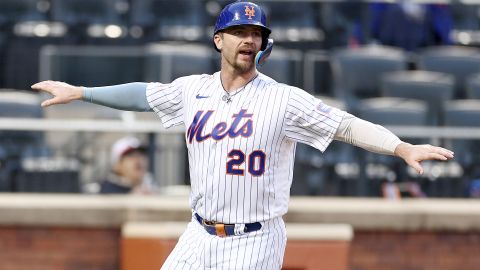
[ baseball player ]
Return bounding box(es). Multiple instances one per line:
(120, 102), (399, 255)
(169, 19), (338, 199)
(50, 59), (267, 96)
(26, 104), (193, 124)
(32, 1), (453, 269)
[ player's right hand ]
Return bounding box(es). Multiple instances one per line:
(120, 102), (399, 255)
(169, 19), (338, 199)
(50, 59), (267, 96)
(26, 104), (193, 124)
(31, 80), (83, 107)
(394, 142), (454, 174)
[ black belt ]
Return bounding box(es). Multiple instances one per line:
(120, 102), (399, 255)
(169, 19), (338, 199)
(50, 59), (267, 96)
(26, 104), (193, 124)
(194, 213), (262, 237)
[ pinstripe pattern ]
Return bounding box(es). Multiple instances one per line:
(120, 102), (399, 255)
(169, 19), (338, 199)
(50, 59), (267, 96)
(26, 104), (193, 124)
(161, 215), (286, 270)
(146, 72), (345, 269)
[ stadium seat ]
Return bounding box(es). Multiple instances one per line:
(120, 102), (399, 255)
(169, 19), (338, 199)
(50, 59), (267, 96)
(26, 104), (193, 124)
(330, 45), (408, 110)
(381, 70), (455, 125)
(356, 97), (429, 195)
(450, 3), (480, 31)
(0, 1), (66, 90)
(415, 99), (480, 197)
(4, 36), (72, 90)
(14, 157), (80, 193)
(51, 0), (125, 25)
(358, 97), (429, 126)
(0, 90), (46, 192)
(444, 100), (480, 172)
(257, 47), (303, 88)
(303, 50), (333, 95)
(259, 1), (322, 48)
(0, 90), (44, 154)
(0, 33), (5, 85)
(145, 43), (215, 82)
(39, 45), (145, 86)
(466, 73), (480, 99)
(0, 0), (47, 27)
(50, 0), (129, 44)
(417, 46), (480, 98)
(130, 0), (206, 42)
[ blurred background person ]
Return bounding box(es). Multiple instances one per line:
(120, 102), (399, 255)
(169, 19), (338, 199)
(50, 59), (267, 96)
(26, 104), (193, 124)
(100, 136), (157, 194)
(369, 0), (453, 51)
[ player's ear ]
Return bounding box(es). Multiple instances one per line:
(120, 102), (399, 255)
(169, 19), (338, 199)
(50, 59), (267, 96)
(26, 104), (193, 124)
(214, 33), (223, 51)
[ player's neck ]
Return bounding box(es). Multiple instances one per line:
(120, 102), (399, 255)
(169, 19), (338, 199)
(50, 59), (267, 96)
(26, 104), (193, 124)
(220, 68), (257, 93)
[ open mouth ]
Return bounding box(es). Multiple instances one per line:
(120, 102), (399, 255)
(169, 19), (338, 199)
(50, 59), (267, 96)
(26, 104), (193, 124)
(239, 50), (254, 56)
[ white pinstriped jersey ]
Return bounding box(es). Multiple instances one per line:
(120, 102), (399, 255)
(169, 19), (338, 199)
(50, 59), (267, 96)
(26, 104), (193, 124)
(146, 72), (345, 224)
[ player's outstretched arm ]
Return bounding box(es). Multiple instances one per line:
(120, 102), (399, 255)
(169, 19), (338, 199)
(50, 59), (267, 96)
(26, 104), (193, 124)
(334, 113), (454, 175)
(31, 81), (83, 107)
(32, 81), (152, 112)
(394, 143), (454, 175)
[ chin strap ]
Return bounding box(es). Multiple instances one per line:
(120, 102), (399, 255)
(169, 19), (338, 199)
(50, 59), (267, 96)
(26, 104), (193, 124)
(255, 39), (274, 68)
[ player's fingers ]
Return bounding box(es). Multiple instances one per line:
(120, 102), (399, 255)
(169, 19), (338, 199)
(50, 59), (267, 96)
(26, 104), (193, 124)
(40, 99), (52, 107)
(418, 145), (454, 160)
(432, 147), (454, 159)
(424, 152), (449, 161)
(41, 97), (62, 107)
(408, 160), (424, 175)
(31, 81), (54, 93)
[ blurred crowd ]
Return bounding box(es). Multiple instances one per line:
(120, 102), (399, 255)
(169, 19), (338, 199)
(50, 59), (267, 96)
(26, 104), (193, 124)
(0, 0), (480, 198)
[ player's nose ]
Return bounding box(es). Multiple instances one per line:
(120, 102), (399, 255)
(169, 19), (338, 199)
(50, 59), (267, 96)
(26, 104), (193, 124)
(243, 32), (256, 43)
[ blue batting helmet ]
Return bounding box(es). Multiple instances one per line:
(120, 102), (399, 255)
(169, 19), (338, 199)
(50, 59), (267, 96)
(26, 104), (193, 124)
(213, 1), (271, 52)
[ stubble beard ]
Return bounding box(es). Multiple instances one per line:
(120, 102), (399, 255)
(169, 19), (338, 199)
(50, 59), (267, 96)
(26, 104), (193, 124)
(223, 52), (255, 74)
(234, 60), (254, 74)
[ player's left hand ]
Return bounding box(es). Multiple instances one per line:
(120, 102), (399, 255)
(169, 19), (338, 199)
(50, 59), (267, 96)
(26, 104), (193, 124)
(394, 143), (454, 174)
(31, 80), (83, 107)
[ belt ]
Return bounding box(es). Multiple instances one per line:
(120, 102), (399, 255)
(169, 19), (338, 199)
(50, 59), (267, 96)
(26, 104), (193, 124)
(194, 213), (262, 237)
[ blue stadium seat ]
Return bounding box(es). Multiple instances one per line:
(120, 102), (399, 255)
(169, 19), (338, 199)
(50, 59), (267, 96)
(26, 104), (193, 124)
(331, 45), (408, 110)
(418, 46), (480, 98)
(381, 70), (455, 125)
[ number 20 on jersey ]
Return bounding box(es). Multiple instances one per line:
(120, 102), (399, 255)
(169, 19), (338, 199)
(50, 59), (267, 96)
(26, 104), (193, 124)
(227, 149), (266, 176)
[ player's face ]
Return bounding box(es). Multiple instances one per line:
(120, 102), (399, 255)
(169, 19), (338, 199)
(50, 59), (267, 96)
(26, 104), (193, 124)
(215, 25), (262, 73)
(115, 151), (148, 186)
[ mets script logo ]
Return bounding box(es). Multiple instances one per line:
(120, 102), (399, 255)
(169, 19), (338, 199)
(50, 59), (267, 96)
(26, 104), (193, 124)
(187, 109), (253, 143)
(245, 5), (255, 19)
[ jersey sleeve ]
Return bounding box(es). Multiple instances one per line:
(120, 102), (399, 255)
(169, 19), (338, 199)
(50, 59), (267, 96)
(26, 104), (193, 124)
(284, 87), (346, 152)
(145, 77), (188, 128)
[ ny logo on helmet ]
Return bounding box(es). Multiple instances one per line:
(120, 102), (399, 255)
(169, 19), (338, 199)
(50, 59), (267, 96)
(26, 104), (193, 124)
(244, 5), (255, 19)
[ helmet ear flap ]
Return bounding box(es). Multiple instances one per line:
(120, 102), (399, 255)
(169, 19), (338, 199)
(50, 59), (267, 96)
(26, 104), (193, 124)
(261, 30), (268, 50)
